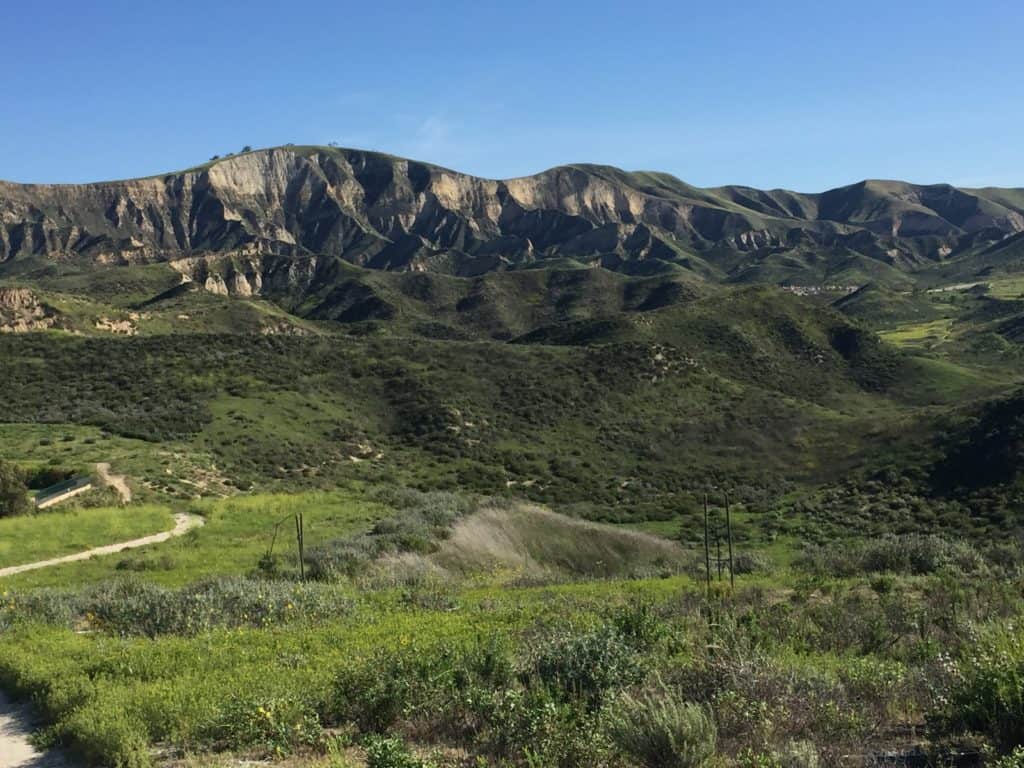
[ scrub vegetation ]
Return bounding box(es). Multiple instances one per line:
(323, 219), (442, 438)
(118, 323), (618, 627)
(1, 247), (1023, 766)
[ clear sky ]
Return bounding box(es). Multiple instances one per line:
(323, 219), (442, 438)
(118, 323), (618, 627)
(4, 0), (1022, 190)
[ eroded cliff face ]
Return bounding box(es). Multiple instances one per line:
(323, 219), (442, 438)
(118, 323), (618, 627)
(2, 147), (1022, 290)
(0, 288), (61, 332)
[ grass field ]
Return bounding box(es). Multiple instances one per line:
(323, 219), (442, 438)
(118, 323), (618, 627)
(878, 317), (955, 349)
(988, 275), (1024, 300)
(0, 491), (392, 589)
(889, 355), (1010, 404)
(0, 505), (172, 568)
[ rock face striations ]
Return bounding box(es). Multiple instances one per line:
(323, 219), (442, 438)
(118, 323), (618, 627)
(2, 146), (1022, 290)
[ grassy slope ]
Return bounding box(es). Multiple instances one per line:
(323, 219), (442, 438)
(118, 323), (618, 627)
(422, 505), (687, 580)
(0, 327), (883, 514)
(833, 283), (945, 327)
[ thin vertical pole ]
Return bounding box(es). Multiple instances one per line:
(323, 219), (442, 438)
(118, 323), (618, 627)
(703, 494), (711, 593)
(295, 513), (305, 581)
(716, 532), (722, 579)
(725, 492), (735, 590)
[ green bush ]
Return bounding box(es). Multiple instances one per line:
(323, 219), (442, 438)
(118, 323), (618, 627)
(993, 747), (1024, 768)
(525, 624), (645, 706)
(363, 734), (437, 768)
(57, 700), (151, 768)
(1, 577), (354, 636)
(0, 459), (30, 518)
(212, 693), (322, 756)
(606, 682), (716, 768)
(736, 750), (782, 768)
(796, 534), (985, 577)
(609, 603), (667, 648)
(775, 740), (820, 768)
(931, 622), (1024, 750)
(331, 636), (513, 735)
(306, 489), (474, 580)
(332, 646), (442, 732)
(732, 552), (774, 575)
(478, 687), (615, 767)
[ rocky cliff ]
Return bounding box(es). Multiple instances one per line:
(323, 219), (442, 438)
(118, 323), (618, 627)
(2, 146), (1022, 287)
(0, 288), (61, 332)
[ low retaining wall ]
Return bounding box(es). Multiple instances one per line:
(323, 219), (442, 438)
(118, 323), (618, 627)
(34, 477), (93, 510)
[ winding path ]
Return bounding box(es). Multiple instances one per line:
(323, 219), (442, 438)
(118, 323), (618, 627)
(0, 514), (204, 763)
(0, 513), (204, 579)
(0, 473), (198, 765)
(0, 691), (70, 768)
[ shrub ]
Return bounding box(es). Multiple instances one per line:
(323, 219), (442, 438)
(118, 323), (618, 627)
(993, 747), (1024, 768)
(930, 622), (1024, 751)
(0, 459), (30, 518)
(332, 644), (445, 732)
(668, 619), (877, 758)
(363, 734), (437, 768)
(212, 693), (322, 756)
(87, 578), (355, 636)
(606, 682), (716, 768)
(398, 582), (459, 612)
(1, 577), (354, 636)
(609, 602), (667, 649)
(306, 489), (474, 580)
(525, 624), (645, 707)
(331, 635), (516, 736)
(795, 534), (985, 577)
(0, 589), (78, 630)
(736, 750), (782, 768)
(776, 740), (820, 768)
(57, 700), (151, 768)
(478, 687), (615, 767)
(732, 552), (773, 575)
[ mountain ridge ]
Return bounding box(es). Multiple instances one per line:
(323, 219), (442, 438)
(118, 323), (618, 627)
(2, 145), (1022, 286)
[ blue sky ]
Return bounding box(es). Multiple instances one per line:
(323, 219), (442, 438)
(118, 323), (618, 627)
(4, 0), (1022, 190)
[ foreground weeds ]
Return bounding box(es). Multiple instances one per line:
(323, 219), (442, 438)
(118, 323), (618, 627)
(1, 531), (1023, 767)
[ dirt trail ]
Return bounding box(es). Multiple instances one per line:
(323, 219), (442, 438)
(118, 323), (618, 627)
(94, 462), (131, 503)
(0, 691), (70, 767)
(0, 513), (204, 579)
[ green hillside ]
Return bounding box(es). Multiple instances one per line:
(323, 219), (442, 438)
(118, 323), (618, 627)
(3, 155), (1024, 768)
(1, 264), (1021, 547)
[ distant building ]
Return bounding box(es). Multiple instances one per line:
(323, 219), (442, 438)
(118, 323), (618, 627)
(780, 284), (860, 297)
